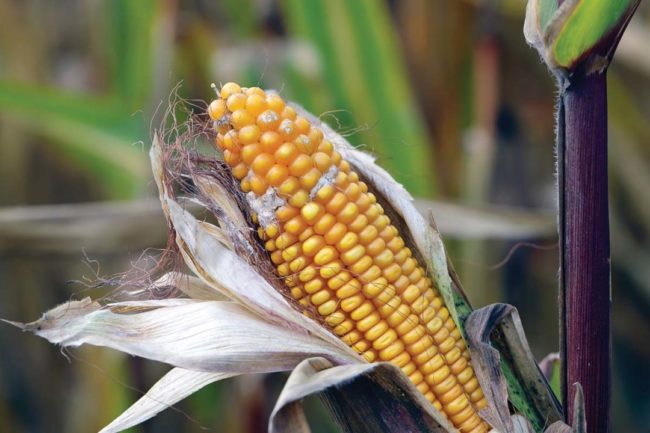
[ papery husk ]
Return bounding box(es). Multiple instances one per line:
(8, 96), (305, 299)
(99, 367), (236, 433)
(464, 304), (563, 432)
(270, 357), (455, 433)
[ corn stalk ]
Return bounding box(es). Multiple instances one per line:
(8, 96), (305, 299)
(524, 1), (641, 431)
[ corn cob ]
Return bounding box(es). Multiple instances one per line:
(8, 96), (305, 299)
(209, 82), (489, 432)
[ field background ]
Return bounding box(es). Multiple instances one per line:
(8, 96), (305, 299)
(0, 1), (648, 432)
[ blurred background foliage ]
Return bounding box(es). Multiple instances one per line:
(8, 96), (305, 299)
(0, 0), (648, 432)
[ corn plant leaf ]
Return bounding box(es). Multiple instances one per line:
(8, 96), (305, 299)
(550, 0), (639, 70)
(524, 0), (641, 73)
(281, 0), (435, 197)
(105, 0), (156, 109)
(0, 82), (147, 198)
(465, 304), (563, 433)
(9, 298), (359, 372)
(99, 367), (236, 433)
(270, 357), (455, 433)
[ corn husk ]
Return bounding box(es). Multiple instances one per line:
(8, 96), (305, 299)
(4, 98), (565, 433)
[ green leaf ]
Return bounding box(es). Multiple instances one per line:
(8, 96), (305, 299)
(0, 82), (148, 198)
(551, 0), (636, 68)
(105, 0), (156, 110)
(281, 0), (436, 197)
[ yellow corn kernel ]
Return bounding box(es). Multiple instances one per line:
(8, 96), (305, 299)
(210, 84), (489, 433)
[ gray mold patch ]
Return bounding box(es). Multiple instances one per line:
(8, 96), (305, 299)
(309, 165), (338, 200)
(246, 188), (286, 228)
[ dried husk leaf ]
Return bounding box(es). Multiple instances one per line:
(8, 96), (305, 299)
(151, 135), (362, 360)
(99, 368), (236, 433)
(270, 357), (455, 433)
(12, 298), (359, 372)
(465, 304), (562, 432)
(146, 271), (229, 301)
